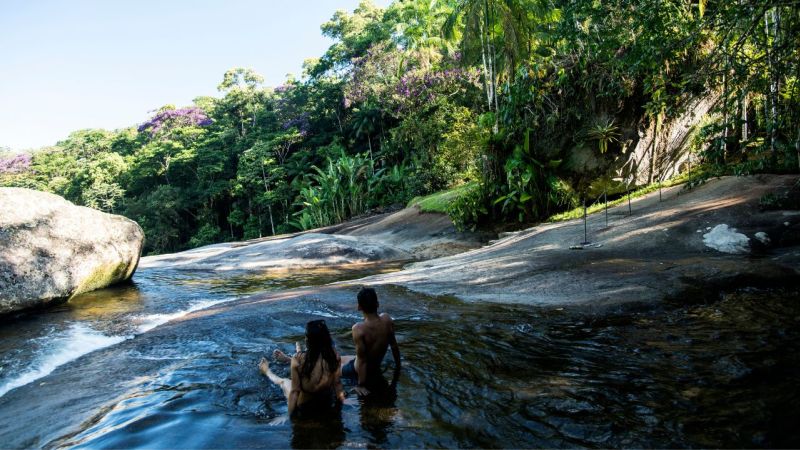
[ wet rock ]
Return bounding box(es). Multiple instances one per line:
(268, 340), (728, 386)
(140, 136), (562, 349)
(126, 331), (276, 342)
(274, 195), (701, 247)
(754, 231), (771, 245)
(712, 356), (752, 382)
(0, 188), (143, 315)
(547, 397), (603, 415)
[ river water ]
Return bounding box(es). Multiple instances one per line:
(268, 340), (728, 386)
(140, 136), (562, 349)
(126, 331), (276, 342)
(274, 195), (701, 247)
(1, 265), (799, 448)
(0, 264), (404, 399)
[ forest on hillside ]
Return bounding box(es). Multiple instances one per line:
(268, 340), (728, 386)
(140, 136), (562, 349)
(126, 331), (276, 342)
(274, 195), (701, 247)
(1, 0), (798, 255)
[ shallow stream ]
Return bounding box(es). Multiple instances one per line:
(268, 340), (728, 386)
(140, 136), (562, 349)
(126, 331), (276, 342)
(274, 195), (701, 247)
(0, 263), (404, 398)
(1, 265), (798, 448)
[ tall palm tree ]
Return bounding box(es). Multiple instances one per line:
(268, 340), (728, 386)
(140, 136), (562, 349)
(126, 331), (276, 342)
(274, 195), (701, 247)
(391, 0), (452, 52)
(443, 0), (545, 122)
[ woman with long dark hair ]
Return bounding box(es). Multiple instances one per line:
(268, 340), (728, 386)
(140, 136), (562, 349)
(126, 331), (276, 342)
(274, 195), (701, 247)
(259, 319), (345, 415)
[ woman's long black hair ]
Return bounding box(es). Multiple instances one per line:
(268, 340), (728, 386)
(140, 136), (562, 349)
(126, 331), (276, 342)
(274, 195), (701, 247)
(301, 320), (339, 379)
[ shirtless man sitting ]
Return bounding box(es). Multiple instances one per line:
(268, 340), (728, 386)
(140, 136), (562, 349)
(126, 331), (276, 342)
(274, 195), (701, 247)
(340, 287), (401, 396)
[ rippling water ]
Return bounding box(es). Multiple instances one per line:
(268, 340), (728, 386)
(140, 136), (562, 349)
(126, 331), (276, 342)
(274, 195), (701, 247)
(1, 266), (799, 448)
(0, 263), (405, 399)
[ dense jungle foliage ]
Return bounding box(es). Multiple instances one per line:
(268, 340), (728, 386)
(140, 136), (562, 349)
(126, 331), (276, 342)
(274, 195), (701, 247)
(2, 0), (799, 254)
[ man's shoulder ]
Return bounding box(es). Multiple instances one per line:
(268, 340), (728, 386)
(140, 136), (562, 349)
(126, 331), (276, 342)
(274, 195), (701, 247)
(379, 313), (393, 322)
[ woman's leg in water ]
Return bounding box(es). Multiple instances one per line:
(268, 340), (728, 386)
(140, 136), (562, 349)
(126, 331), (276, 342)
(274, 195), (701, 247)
(259, 357), (291, 399)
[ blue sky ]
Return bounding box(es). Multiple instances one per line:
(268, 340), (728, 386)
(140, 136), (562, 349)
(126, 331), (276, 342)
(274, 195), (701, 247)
(0, 0), (390, 151)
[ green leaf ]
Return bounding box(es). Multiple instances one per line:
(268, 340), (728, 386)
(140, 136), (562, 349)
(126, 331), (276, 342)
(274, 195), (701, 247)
(524, 129), (530, 155)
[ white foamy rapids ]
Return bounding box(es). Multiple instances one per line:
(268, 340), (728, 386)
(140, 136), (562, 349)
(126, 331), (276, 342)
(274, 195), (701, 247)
(0, 324), (129, 398)
(134, 298), (233, 333)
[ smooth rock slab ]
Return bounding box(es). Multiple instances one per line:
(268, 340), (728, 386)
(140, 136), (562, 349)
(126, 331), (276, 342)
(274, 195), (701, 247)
(140, 232), (411, 271)
(0, 188), (144, 314)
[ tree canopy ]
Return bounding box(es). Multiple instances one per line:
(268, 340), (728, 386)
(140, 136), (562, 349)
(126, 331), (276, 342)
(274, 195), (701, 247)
(3, 0), (798, 253)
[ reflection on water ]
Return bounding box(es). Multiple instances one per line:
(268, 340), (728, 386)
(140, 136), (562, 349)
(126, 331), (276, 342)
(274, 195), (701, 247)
(291, 407), (347, 449)
(52, 286), (800, 448)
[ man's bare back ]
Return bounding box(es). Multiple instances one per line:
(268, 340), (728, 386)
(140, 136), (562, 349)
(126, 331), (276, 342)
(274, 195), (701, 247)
(340, 288), (401, 395)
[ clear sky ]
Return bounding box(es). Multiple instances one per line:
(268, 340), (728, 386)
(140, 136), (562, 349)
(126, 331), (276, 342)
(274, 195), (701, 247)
(0, 0), (390, 151)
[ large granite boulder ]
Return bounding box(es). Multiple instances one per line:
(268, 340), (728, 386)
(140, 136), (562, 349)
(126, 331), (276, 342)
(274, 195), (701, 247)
(0, 188), (144, 315)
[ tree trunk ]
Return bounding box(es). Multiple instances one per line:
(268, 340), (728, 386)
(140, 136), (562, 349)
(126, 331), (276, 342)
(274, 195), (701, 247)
(485, 0), (499, 132)
(367, 135), (374, 171)
(765, 8), (779, 162)
(741, 88), (748, 143)
(721, 57), (729, 163)
(335, 109), (344, 135)
(648, 113), (660, 184)
(478, 12), (493, 113)
(229, 207), (234, 238)
(260, 164), (276, 236)
(268, 205), (275, 236)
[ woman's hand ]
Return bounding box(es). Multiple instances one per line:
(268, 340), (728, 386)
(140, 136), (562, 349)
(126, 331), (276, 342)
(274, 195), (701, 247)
(273, 349), (292, 363)
(353, 385), (371, 397)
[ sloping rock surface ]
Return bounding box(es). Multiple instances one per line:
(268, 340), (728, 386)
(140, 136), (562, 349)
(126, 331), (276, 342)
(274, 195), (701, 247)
(342, 207), (488, 259)
(0, 188), (144, 314)
(358, 175), (800, 306)
(140, 233), (413, 271)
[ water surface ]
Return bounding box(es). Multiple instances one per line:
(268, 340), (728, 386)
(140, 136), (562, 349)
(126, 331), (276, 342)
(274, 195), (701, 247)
(59, 289), (800, 447)
(0, 263), (405, 398)
(1, 266), (798, 448)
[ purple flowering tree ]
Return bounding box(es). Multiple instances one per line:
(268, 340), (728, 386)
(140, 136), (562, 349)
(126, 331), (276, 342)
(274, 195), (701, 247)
(343, 43), (403, 108)
(343, 43), (480, 115)
(394, 67), (480, 112)
(138, 106), (213, 137)
(137, 106), (213, 185)
(0, 153), (32, 175)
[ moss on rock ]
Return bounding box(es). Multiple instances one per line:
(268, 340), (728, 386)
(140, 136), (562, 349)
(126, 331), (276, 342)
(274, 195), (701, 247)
(70, 261), (133, 299)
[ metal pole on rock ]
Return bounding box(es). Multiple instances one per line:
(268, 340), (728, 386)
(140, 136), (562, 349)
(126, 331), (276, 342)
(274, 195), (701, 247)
(583, 198), (588, 244)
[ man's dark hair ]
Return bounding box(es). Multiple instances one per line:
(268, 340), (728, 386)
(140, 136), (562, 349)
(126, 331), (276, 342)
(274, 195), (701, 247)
(357, 287), (379, 313)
